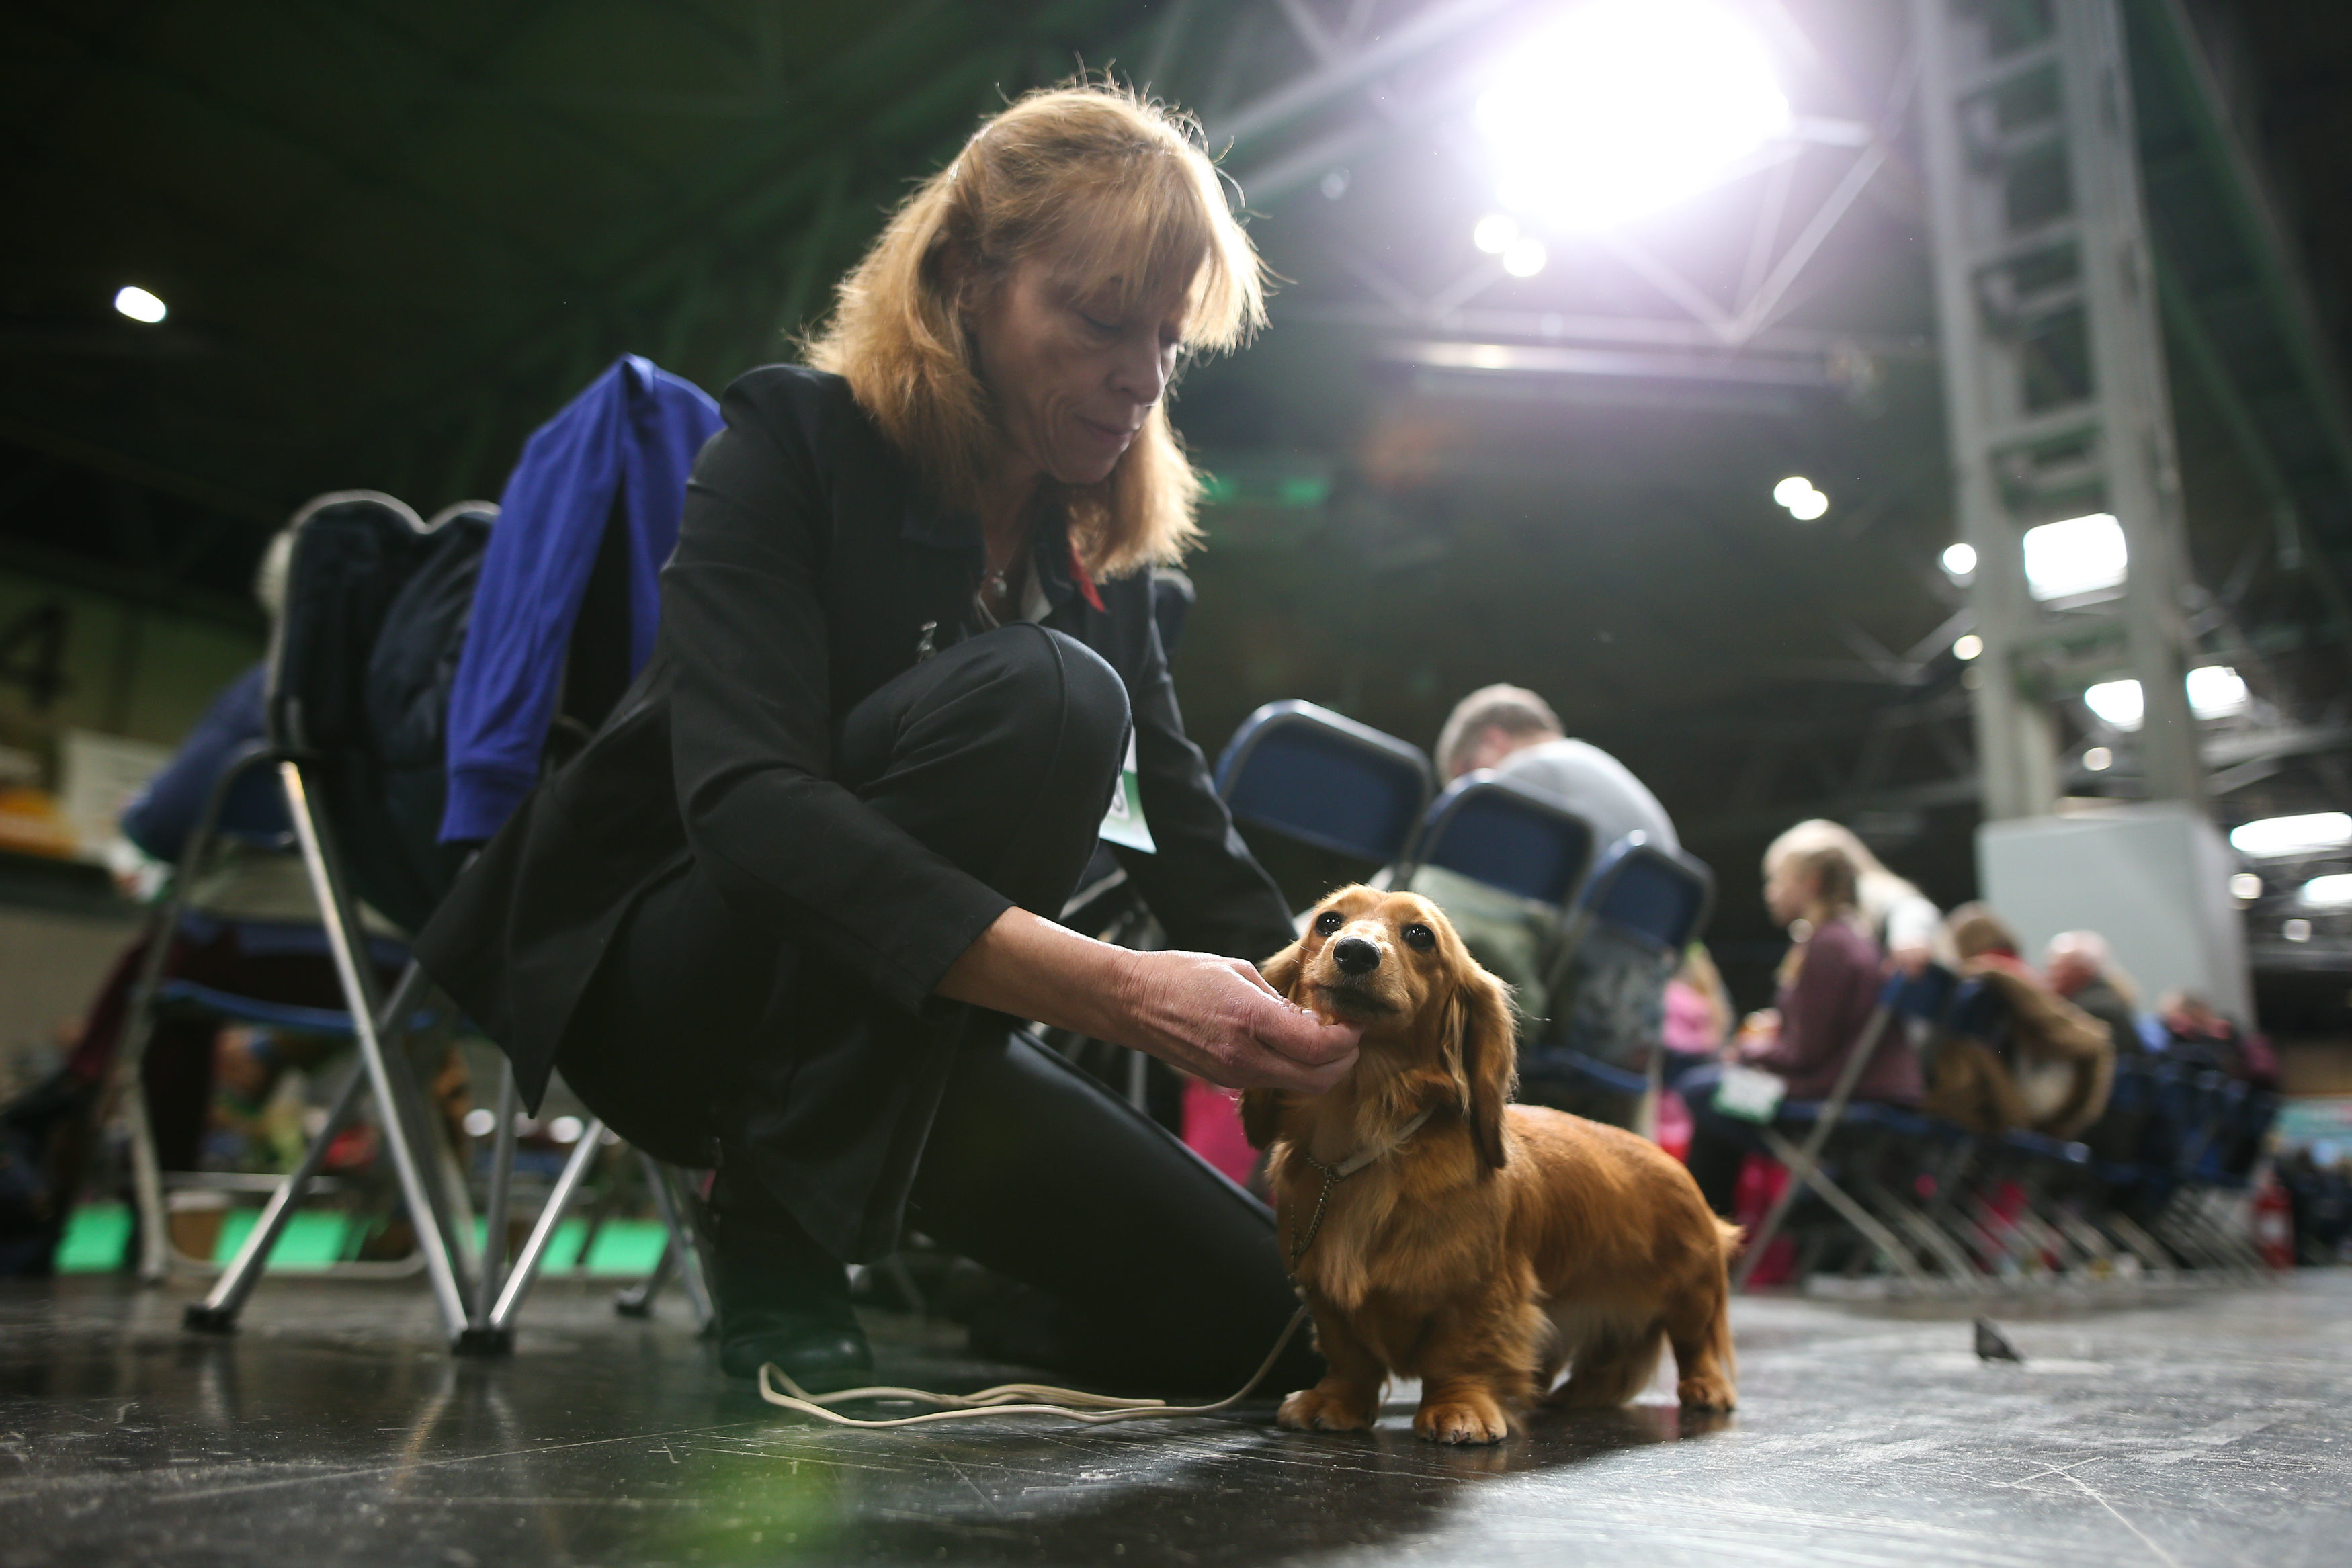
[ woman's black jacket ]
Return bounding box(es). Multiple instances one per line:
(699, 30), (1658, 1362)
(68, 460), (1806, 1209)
(415, 365), (1295, 1135)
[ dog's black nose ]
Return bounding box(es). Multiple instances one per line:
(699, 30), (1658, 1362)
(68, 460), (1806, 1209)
(1332, 936), (1380, 975)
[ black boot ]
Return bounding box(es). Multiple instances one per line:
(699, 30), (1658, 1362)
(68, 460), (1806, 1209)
(712, 1166), (873, 1389)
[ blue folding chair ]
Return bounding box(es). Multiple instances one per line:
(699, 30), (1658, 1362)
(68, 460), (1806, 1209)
(1213, 699), (1435, 867)
(1531, 832), (1716, 1123)
(1568, 832), (1716, 959)
(1397, 769), (1597, 906)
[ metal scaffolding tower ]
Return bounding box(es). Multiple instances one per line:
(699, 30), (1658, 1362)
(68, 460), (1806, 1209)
(1912, 0), (2205, 822)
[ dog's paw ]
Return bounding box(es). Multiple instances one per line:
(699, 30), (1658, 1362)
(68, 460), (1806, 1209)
(1277, 1386), (1375, 1432)
(1676, 1374), (1737, 1413)
(1413, 1394), (1511, 1445)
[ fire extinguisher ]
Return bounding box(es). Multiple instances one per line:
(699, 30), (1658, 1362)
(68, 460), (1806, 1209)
(2254, 1168), (2296, 1270)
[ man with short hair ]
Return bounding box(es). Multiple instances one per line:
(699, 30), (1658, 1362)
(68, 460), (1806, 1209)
(1433, 684), (1678, 856)
(2044, 930), (2143, 1061)
(1409, 685), (1682, 1128)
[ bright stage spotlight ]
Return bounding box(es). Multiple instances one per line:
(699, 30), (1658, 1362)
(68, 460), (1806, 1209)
(1477, 0), (1791, 232)
(1473, 213), (1519, 254)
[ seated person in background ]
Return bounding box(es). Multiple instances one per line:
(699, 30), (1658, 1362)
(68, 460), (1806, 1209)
(1662, 944), (1732, 1080)
(2046, 930), (2154, 1164)
(1654, 945), (1731, 1159)
(2158, 990), (2277, 1088)
(1680, 843), (1919, 1218)
(2044, 930), (2144, 1061)
(1408, 683), (1680, 1128)
(1922, 904), (2111, 1139)
(1763, 820), (1943, 975)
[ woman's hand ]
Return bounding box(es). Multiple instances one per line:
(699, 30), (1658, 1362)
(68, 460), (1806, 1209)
(1732, 1008), (1781, 1061)
(1113, 948), (1361, 1093)
(937, 908), (1360, 1094)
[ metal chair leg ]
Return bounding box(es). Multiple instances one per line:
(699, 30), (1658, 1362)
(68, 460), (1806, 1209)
(185, 1061), (370, 1332)
(1759, 1129), (1935, 1291)
(613, 1239), (675, 1318)
(635, 1155), (715, 1332)
(474, 1062), (521, 1325)
(107, 744), (282, 1283)
(1858, 1176), (1984, 1287)
(1734, 1004), (1894, 1291)
(282, 762), (471, 1340)
(486, 1119), (606, 1336)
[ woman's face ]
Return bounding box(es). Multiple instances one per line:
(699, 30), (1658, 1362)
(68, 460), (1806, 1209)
(1763, 859), (1814, 927)
(965, 251), (1190, 486)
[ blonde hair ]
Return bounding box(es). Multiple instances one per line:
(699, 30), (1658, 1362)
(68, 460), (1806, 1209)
(1765, 818), (1928, 932)
(805, 82), (1265, 578)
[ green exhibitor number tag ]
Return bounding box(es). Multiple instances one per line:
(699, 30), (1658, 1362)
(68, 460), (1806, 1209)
(1098, 732), (1155, 853)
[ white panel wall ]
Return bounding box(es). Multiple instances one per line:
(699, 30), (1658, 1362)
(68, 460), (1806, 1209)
(1978, 803), (2251, 1023)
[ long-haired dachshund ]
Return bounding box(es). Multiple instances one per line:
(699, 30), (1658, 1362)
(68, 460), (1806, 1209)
(1246, 885), (1739, 1444)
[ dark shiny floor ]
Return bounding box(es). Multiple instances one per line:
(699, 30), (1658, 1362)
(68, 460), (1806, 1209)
(3, 1272), (2349, 1567)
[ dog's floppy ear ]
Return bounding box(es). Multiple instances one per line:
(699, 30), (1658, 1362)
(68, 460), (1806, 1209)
(1259, 937), (1305, 1001)
(1241, 1088), (1284, 1150)
(1451, 966), (1518, 1172)
(1243, 937), (1309, 1149)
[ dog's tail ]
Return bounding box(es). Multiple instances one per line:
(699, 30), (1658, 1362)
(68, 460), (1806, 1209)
(1711, 1219), (1743, 1379)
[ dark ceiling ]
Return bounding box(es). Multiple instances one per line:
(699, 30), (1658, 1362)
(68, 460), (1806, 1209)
(6, 0), (2351, 988)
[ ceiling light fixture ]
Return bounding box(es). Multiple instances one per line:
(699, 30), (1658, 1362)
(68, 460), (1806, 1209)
(2300, 875), (2352, 910)
(114, 285), (167, 324)
(2083, 679), (2144, 730)
(1773, 476), (1827, 521)
(2022, 513), (2127, 601)
(2185, 665), (2249, 720)
(1941, 542), (1977, 578)
(1501, 236), (1549, 277)
(1476, 0), (1790, 233)
(1953, 634), (1984, 661)
(2230, 812), (2352, 859)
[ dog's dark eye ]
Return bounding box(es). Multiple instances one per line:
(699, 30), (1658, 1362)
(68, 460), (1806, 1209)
(1314, 910), (1345, 936)
(1401, 923), (1435, 951)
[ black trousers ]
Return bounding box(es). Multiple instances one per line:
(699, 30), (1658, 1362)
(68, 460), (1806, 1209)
(560, 625), (1316, 1391)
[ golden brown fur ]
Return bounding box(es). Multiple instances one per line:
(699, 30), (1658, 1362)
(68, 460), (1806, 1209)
(1245, 886), (1738, 1444)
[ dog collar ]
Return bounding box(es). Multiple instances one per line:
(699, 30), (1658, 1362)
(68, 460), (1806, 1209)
(1308, 1106), (1439, 1182)
(1287, 1106), (1439, 1269)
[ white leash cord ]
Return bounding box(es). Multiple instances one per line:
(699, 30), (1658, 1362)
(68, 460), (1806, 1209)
(756, 1303), (1311, 1428)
